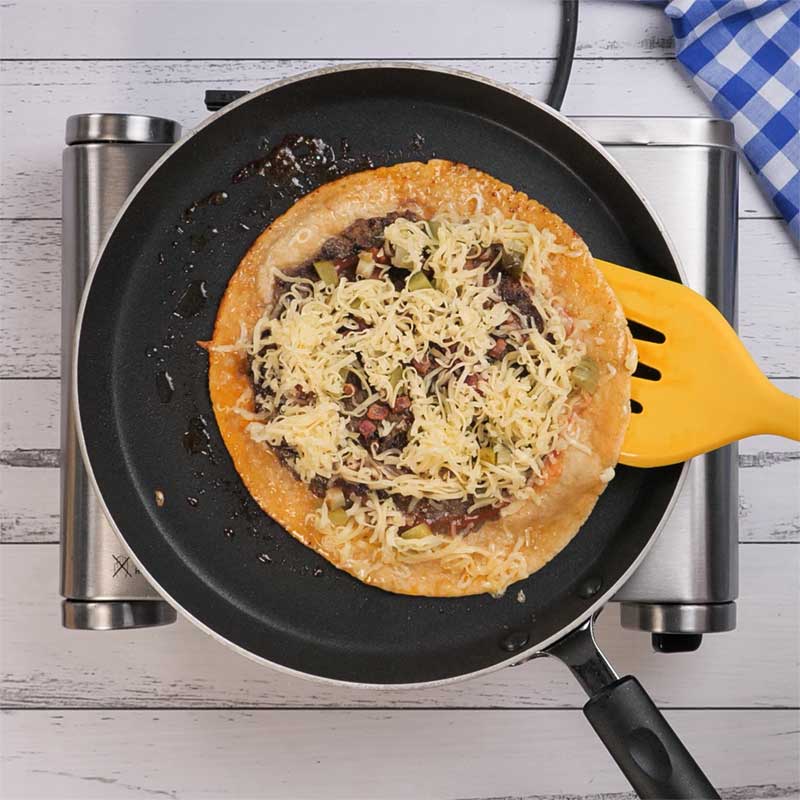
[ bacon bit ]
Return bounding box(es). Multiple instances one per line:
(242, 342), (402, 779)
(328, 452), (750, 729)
(504, 314), (522, 329)
(367, 402), (389, 421)
(411, 357), (432, 376)
(342, 383), (356, 398)
(334, 255), (358, 271)
(358, 419), (377, 438)
(393, 395), (412, 413)
(465, 373), (484, 395)
(294, 384), (315, 404)
(488, 338), (507, 359)
(372, 246), (391, 265)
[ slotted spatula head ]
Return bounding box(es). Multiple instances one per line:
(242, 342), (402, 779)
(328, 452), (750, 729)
(594, 259), (800, 468)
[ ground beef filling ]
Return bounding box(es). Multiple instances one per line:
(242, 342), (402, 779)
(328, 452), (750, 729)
(251, 212), (547, 536)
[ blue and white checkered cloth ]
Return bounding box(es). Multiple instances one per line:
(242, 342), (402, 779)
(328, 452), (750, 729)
(664, 0), (799, 240)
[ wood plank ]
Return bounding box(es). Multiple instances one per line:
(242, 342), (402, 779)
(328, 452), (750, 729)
(740, 160), (778, 219)
(0, 220), (61, 379)
(0, 467), (59, 543)
(1, 708), (797, 799)
(1, 57), (749, 221)
(736, 382), (800, 542)
(1, 377), (797, 543)
(738, 377), (800, 542)
(739, 219), (800, 379)
(0, 0), (676, 60)
(3, 218), (795, 379)
(0, 378), (59, 451)
(2, 543), (797, 709)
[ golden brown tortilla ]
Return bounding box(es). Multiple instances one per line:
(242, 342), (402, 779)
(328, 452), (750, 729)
(207, 160), (634, 596)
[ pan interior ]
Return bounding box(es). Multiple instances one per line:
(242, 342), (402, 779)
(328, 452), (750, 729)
(78, 67), (681, 684)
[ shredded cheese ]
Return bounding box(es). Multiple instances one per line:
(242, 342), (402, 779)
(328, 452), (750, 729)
(245, 212), (589, 592)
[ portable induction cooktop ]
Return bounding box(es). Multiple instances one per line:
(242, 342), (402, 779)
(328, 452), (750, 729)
(60, 102), (739, 654)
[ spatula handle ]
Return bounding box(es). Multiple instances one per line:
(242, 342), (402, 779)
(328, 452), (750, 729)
(757, 383), (800, 440)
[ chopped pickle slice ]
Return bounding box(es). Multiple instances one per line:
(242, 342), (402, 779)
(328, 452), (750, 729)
(325, 487), (346, 511)
(328, 508), (349, 527)
(389, 365), (404, 389)
(479, 447), (496, 465)
(313, 260), (338, 286)
(501, 250), (524, 280)
(401, 523), (433, 539)
(573, 356), (600, 393)
(392, 245), (415, 270)
(408, 271), (434, 292)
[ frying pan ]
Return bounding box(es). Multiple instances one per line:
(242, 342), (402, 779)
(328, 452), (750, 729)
(75, 64), (718, 798)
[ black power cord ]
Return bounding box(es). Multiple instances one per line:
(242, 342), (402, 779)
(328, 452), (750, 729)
(546, 0), (579, 111)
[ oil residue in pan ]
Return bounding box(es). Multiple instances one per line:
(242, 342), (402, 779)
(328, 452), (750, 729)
(176, 406), (285, 562)
(183, 414), (211, 456)
(230, 131), (428, 200)
(173, 279), (208, 318)
(155, 370), (174, 403)
(182, 189), (229, 223)
(232, 134), (341, 185)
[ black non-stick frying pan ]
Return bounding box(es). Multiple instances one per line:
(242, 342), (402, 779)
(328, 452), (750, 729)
(76, 64), (718, 798)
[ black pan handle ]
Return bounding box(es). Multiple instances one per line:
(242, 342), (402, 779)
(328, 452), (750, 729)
(584, 675), (718, 799)
(547, 618), (719, 799)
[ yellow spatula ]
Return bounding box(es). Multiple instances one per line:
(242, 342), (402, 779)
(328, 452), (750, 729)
(595, 259), (800, 468)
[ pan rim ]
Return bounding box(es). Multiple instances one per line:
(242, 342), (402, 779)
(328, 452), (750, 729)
(74, 60), (689, 688)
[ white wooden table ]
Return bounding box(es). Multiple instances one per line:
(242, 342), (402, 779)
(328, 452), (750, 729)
(1, 2), (799, 798)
